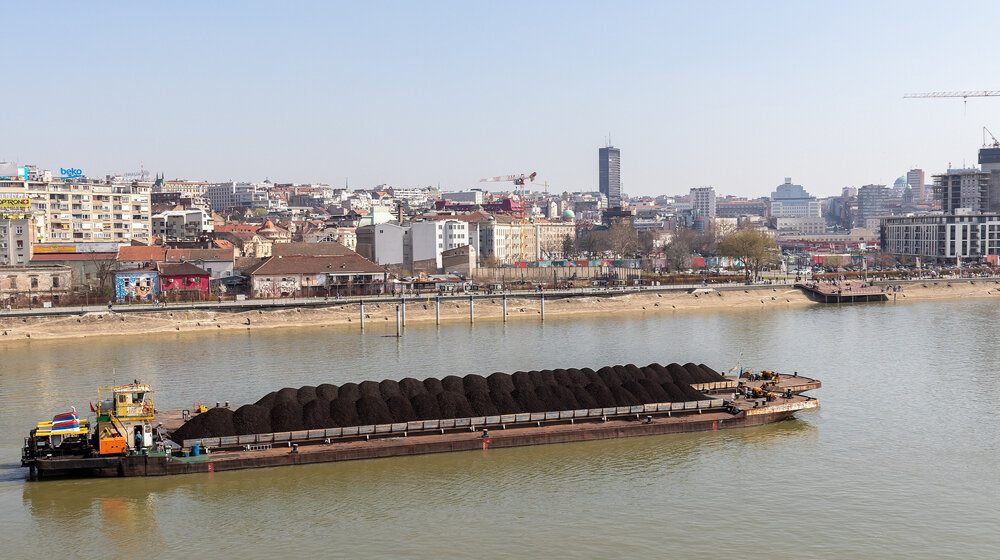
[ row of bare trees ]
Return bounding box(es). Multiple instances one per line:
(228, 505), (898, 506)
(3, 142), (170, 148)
(550, 220), (784, 281)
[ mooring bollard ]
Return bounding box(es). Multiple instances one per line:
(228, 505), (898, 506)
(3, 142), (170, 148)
(469, 294), (474, 324)
(502, 294), (507, 322)
(360, 300), (365, 331)
(396, 305), (401, 337)
(540, 293), (545, 321)
(400, 298), (406, 327)
(435, 296), (440, 325)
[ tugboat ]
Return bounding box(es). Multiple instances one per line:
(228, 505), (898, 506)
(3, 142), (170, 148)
(22, 382), (155, 478)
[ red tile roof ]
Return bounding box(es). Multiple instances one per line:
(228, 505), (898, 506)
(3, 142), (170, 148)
(117, 246), (167, 262)
(252, 255), (386, 276)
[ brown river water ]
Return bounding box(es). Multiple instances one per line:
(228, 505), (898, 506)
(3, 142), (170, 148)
(1, 301), (998, 559)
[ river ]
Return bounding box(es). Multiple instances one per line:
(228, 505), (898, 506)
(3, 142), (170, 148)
(1, 301), (998, 559)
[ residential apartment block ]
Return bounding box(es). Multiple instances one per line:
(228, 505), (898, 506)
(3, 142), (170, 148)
(882, 213), (1000, 263)
(0, 178), (152, 244)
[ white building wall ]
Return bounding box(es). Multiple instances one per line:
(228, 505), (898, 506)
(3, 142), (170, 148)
(372, 223), (408, 265)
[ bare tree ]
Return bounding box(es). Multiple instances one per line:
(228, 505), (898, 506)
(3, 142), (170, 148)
(92, 258), (119, 297)
(578, 230), (605, 257)
(718, 230), (779, 283)
(606, 221), (639, 257)
(638, 230), (657, 254)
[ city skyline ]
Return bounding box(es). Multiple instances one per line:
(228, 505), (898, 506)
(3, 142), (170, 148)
(4, 2), (1000, 197)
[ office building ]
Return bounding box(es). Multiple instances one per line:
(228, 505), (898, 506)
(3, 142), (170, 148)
(906, 169), (925, 201)
(599, 146), (621, 208)
(769, 178), (821, 218)
(442, 190), (485, 205)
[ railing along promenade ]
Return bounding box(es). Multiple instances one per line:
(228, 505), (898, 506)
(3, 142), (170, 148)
(0, 273), (991, 319)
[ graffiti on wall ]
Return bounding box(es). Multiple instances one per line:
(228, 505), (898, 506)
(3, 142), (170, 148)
(115, 272), (159, 301)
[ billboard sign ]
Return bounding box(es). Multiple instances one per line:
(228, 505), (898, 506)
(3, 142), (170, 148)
(0, 197), (30, 209)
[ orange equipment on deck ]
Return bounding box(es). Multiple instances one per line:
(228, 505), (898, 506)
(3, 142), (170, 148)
(99, 436), (127, 455)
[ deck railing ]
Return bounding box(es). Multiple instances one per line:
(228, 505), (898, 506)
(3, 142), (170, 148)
(181, 398), (726, 450)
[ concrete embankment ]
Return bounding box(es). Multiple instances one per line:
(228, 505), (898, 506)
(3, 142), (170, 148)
(0, 279), (995, 342)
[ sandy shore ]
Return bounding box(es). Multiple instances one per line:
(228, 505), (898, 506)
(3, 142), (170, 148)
(1, 280), (996, 342)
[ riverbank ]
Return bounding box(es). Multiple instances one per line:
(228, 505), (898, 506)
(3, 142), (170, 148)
(1, 280), (996, 342)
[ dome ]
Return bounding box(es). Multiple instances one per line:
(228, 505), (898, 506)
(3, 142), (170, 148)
(894, 176), (908, 188)
(562, 208), (576, 218)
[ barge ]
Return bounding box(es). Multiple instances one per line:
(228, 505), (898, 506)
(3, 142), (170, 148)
(22, 367), (820, 479)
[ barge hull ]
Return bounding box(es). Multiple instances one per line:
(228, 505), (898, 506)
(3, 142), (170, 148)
(33, 400), (816, 478)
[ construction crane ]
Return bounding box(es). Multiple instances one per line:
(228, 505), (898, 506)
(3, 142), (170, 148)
(479, 172), (537, 263)
(480, 172), (537, 186)
(904, 91), (1000, 112)
(904, 91), (1000, 99)
(984, 127), (1000, 148)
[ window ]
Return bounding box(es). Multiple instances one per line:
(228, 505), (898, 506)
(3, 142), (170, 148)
(30, 277), (38, 288)
(15, 226), (23, 235)
(52, 277), (60, 288)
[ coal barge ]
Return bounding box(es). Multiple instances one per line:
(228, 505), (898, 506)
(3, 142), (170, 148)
(22, 363), (820, 479)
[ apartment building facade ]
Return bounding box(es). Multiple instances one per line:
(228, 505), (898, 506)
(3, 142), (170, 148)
(0, 179), (152, 244)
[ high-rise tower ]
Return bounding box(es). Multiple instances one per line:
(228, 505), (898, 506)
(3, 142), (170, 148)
(906, 169), (925, 201)
(599, 145), (621, 208)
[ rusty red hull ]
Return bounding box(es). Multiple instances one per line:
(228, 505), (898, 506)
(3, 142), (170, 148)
(32, 400), (817, 478)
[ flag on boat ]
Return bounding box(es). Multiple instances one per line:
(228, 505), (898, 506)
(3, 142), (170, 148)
(51, 410), (80, 433)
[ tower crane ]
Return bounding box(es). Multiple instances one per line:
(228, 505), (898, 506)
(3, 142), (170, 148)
(904, 90), (1000, 112)
(479, 172), (538, 263)
(984, 127), (1000, 148)
(480, 172), (537, 186)
(904, 91), (1000, 99)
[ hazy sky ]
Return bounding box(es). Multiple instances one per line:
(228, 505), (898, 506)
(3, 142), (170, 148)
(4, 1), (1000, 198)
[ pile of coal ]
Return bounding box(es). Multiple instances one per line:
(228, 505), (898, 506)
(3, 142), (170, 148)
(169, 362), (724, 442)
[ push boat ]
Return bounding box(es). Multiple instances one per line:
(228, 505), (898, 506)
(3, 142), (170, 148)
(22, 370), (820, 480)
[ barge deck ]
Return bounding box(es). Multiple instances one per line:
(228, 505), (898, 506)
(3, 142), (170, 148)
(30, 374), (819, 478)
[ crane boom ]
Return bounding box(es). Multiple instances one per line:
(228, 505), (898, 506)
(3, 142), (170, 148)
(480, 172), (537, 185)
(904, 91), (1000, 99)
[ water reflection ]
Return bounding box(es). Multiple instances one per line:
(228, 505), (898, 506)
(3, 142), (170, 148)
(5, 300), (1000, 559)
